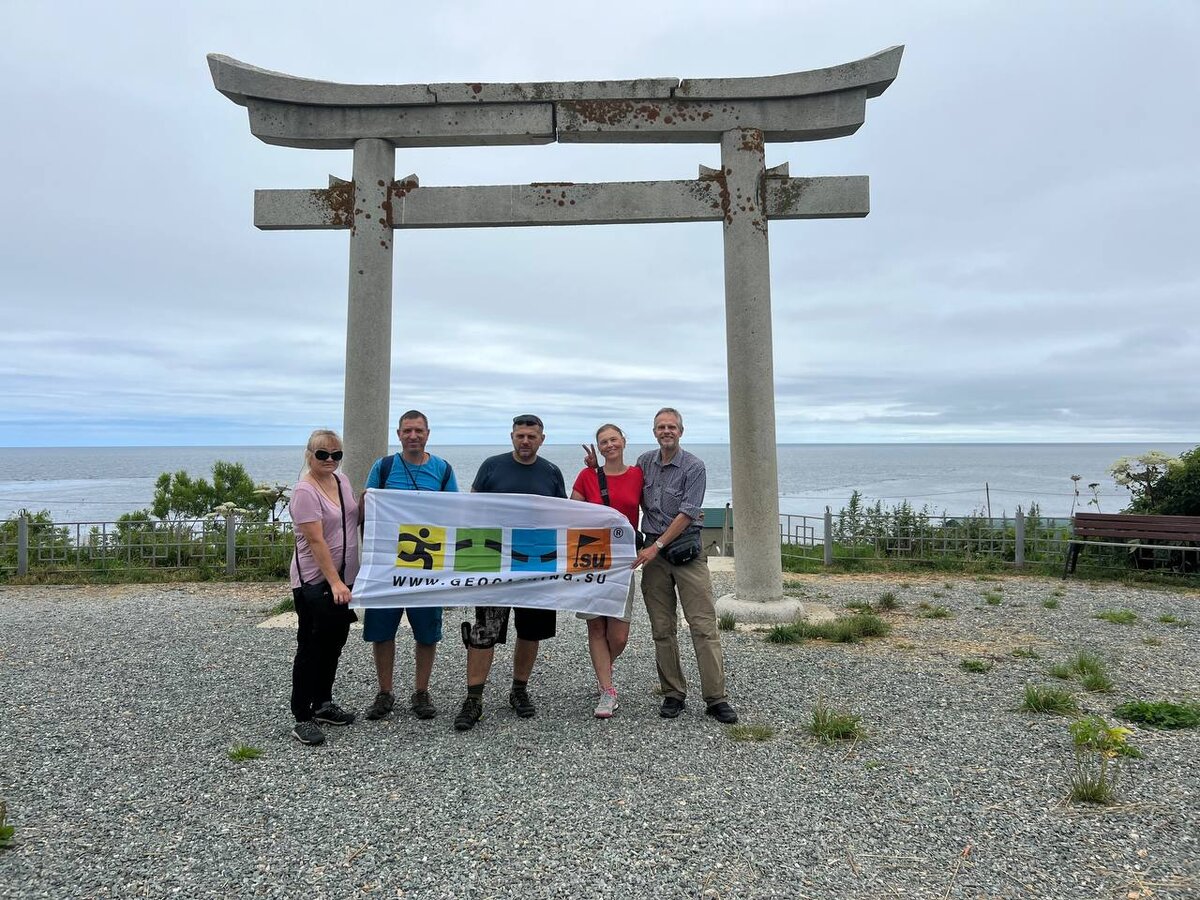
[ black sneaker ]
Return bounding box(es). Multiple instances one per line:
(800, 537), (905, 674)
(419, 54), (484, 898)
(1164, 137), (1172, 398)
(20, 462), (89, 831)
(454, 696), (483, 731)
(313, 701), (355, 727)
(509, 688), (536, 719)
(292, 720), (325, 745)
(364, 691), (395, 721)
(705, 701), (739, 724)
(660, 696), (686, 719)
(411, 690), (437, 720)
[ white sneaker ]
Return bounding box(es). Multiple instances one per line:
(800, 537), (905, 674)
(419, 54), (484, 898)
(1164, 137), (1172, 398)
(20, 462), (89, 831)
(594, 688), (619, 719)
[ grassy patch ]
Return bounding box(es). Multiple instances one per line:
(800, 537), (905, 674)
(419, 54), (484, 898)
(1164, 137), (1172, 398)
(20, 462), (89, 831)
(845, 600), (873, 613)
(267, 596), (295, 616)
(765, 612), (890, 645)
(1022, 684), (1079, 715)
(1047, 662), (1074, 680)
(1051, 588), (1065, 597)
(227, 743), (264, 761)
(727, 724), (775, 742)
(1043, 597), (1060, 610)
(916, 603), (953, 619)
(876, 592), (900, 611)
(1142, 636), (1164, 647)
(960, 658), (993, 674)
(1095, 609), (1137, 625)
(1011, 646), (1041, 660)
(810, 701), (866, 744)
(1113, 700), (1200, 730)
(717, 612), (736, 631)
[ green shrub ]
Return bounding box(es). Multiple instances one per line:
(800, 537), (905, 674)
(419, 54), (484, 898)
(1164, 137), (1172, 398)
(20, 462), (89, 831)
(1113, 700), (1200, 729)
(811, 701), (866, 744)
(717, 612), (736, 632)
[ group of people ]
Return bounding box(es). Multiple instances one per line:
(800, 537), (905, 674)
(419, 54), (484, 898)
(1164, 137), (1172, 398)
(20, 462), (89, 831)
(287, 407), (738, 746)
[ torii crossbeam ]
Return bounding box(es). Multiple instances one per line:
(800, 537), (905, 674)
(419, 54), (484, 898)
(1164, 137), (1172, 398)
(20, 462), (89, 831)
(210, 47), (903, 609)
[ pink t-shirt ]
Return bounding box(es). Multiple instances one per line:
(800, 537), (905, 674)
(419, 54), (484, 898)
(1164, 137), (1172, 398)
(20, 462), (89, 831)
(289, 472), (360, 589)
(571, 465), (643, 528)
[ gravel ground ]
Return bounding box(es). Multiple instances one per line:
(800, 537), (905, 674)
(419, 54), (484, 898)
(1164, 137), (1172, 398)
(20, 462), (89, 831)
(1, 573), (1198, 899)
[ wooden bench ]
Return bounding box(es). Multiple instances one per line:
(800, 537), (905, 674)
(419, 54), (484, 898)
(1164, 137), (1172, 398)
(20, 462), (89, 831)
(1063, 513), (1200, 576)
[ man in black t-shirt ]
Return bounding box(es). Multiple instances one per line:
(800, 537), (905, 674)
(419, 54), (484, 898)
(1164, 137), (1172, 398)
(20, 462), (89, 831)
(453, 414), (567, 732)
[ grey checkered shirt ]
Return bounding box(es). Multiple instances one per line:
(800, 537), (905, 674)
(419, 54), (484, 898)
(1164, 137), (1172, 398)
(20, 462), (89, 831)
(637, 447), (706, 536)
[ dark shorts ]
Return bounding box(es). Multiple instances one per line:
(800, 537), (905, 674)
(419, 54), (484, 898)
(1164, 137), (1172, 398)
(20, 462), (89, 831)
(361, 607), (443, 645)
(461, 606), (557, 649)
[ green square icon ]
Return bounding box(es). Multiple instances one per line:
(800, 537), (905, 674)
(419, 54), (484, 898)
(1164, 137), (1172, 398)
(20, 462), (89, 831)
(454, 528), (503, 572)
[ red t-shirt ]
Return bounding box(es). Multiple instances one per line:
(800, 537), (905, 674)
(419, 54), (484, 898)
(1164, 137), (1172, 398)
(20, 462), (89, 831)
(572, 466), (643, 529)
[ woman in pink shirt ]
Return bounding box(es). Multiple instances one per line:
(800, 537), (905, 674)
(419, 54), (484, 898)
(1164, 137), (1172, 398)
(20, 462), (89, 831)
(288, 429), (360, 746)
(572, 423), (643, 718)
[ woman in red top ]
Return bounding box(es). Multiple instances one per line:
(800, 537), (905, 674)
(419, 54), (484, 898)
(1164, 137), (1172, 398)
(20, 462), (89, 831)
(571, 423), (644, 718)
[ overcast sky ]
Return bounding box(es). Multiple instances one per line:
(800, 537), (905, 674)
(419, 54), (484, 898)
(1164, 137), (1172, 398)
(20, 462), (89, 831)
(2, 1), (1196, 447)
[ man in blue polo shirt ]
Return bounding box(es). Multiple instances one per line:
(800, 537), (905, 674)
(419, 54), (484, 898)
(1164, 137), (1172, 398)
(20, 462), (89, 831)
(361, 410), (458, 721)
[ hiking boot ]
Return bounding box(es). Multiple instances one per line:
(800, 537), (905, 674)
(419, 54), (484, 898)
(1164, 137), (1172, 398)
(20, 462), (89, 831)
(411, 690), (437, 720)
(454, 696), (483, 731)
(705, 701), (739, 724)
(660, 696), (686, 719)
(509, 687), (537, 718)
(364, 691), (395, 721)
(313, 701), (355, 727)
(594, 688), (619, 719)
(291, 720), (325, 746)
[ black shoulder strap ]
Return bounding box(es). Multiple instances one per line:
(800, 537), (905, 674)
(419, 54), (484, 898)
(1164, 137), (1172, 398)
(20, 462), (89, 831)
(378, 453), (395, 487)
(596, 467), (611, 506)
(439, 462), (455, 491)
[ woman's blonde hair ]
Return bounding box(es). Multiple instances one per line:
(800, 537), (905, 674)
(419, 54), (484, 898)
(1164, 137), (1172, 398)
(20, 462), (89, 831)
(301, 428), (342, 477)
(595, 423), (625, 441)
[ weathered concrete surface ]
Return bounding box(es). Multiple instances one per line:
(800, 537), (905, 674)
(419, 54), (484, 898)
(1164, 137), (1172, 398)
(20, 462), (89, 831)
(253, 175), (869, 230)
(676, 45), (903, 99)
(556, 91), (866, 144)
(246, 99), (555, 149)
(342, 139), (395, 493)
(209, 49), (902, 149)
(721, 128), (784, 605)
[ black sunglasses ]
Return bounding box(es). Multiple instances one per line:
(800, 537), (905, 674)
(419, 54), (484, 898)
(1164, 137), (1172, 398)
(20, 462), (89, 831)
(313, 449), (344, 461)
(512, 415), (543, 428)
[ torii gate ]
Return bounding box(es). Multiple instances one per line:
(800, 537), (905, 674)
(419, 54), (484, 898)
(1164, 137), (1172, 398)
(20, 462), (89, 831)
(209, 48), (902, 609)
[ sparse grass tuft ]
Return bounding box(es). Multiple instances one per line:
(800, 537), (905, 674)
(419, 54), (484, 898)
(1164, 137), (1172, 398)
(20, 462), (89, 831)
(810, 701), (866, 744)
(228, 743), (264, 761)
(1067, 716), (1138, 805)
(717, 612), (736, 632)
(844, 600), (873, 613)
(917, 603), (953, 619)
(983, 591), (1003, 606)
(1157, 614), (1192, 627)
(1043, 597), (1060, 610)
(1079, 670), (1114, 693)
(1022, 684), (1079, 715)
(727, 724), (775, 742)
(267, 596), (295, 616)
(1047, 662), (1074, 680)
(1095, 609), (1137, 625)
(1051, 588), (1065, 597)
(766, 623), (806, 644)
(1113, 700), (1200, 730)
(1142, 636), (1163, 647)
(876, 592), (900, 611)
(0, 800), (13, 850)
(1011, 646), (1041, 660)
(960, 658), (992, 674)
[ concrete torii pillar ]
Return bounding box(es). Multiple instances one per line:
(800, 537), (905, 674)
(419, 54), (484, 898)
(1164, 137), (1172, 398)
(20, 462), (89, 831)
(209, 47), (903, 613)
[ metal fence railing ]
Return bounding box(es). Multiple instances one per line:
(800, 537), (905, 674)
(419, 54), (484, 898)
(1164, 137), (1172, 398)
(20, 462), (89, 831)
(773, 507), (1194, 573)
(1, 514), (294, 578)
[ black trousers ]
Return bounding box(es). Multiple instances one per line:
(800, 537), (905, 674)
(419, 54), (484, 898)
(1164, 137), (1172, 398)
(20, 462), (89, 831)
(289, 585), (355, 721)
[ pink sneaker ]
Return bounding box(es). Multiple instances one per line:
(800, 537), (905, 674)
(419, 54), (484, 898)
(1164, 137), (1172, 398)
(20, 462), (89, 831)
(594, 688), (618, 719)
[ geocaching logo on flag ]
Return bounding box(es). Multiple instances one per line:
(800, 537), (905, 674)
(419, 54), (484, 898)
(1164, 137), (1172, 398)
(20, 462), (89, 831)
(396, 524), (623, 575)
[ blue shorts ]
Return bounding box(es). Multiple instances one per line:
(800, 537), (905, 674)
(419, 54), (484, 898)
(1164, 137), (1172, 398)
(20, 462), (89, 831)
(361, 607), (443, 645)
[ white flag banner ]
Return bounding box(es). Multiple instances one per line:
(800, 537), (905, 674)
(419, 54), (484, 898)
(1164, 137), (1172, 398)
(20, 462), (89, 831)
(352, 489), (636, 616)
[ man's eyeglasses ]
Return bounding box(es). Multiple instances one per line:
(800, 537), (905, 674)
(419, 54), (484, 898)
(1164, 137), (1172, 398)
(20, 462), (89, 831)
(512, 415), (543, 428)
(313, 449), (344, 461)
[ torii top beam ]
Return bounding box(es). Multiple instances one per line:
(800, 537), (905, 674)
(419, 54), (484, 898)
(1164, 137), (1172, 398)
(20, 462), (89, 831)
(208, 47), (903, 149)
